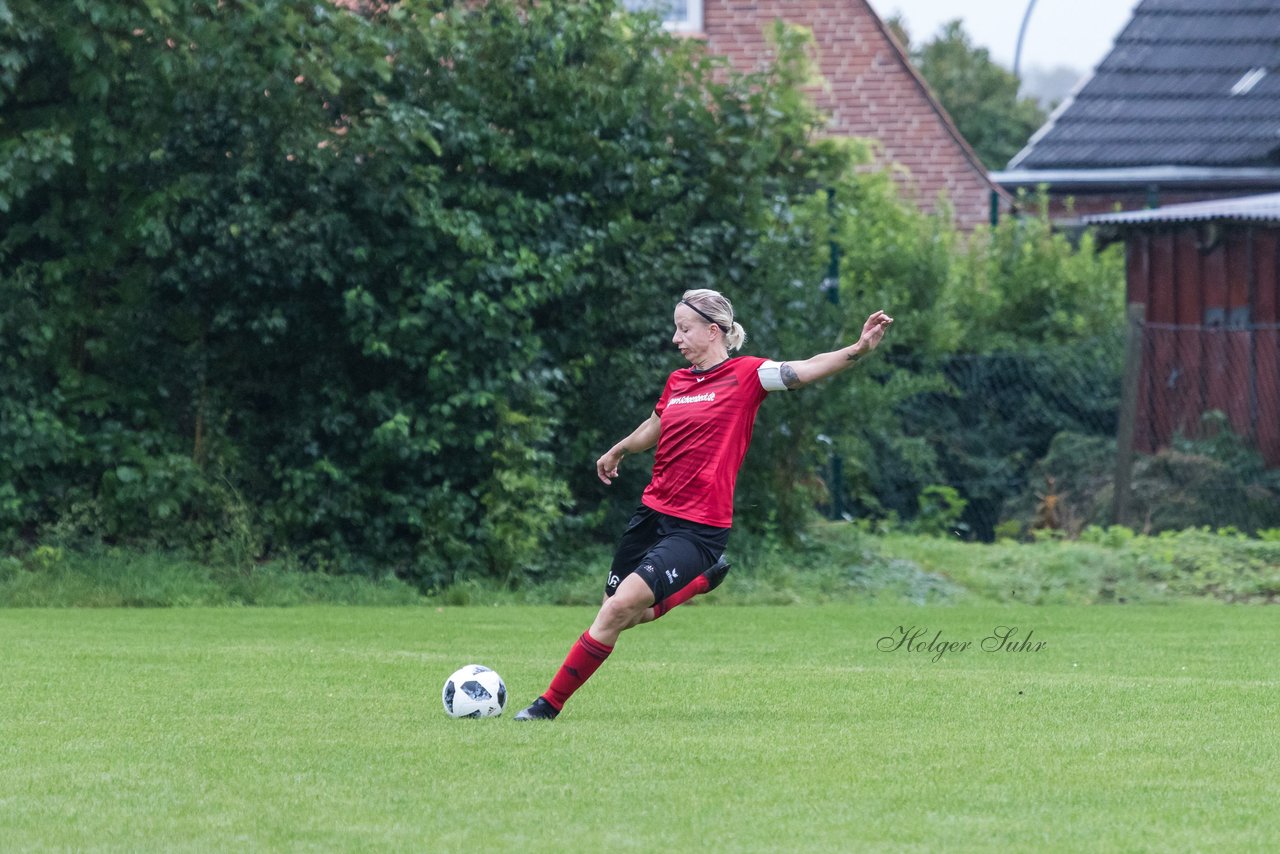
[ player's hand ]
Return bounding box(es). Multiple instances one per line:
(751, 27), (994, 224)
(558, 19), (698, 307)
(597, 448), (624, 485)
(859, 310), (893, 351)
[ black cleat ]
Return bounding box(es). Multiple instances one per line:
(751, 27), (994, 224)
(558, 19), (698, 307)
(513, 697), (559, 721)
(703, 556), (731, 592)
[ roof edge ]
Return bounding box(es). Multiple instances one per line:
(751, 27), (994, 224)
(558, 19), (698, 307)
(1083, 192), (1280, 227)
(992, 165), (1280, 191)
(861, 0), (1013, 205)
(1006, 63), (1098, 170)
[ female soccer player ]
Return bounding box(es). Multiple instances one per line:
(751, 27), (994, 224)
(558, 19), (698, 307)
(514, 289), (893, 720)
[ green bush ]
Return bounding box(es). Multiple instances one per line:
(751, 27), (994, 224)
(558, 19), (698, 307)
(885, 525), (1280, 605)
(0, 546), (425, 607)
(1002, 415), (1280, 539)
(2, 1), (1185, 580)
(819, 185), (1126, 537)
(1098, 527), (1280, 603)
(1, 1), (863, 582)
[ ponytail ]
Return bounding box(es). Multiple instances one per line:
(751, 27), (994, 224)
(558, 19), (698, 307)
(680, 289), (747, 352)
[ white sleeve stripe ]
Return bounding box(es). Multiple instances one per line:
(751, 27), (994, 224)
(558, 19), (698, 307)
(757, 360), (789, 392)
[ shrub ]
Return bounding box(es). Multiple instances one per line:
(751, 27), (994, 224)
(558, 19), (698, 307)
(1001, 416), (1280, 539)
(1, 1), (858, 583)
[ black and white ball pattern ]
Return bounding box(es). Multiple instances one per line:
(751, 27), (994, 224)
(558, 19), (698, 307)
(442, 665), (507, 718)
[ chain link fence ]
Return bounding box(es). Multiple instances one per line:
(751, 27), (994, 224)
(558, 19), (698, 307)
(882, 321), (1280, 539)
(1136, 322), (1280, 467)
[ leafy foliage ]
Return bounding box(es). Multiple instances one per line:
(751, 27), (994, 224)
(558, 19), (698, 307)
(894, 19), (1047, 170)
(817, 179), (1126, 538)
(2, 1), (1175, 580)
(1003, 415), (1280, 538)
(1, 1), (859, 582)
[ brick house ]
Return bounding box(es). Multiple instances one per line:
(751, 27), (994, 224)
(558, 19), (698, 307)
(629, 0), (1010, 230)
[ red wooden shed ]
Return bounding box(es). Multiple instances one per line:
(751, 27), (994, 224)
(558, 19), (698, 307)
(1086, 194), (1280, 466)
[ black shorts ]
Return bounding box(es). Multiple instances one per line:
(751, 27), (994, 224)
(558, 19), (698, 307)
(604, 506), (730, 603)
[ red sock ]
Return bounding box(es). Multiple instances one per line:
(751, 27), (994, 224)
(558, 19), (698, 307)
(652, 574), (711, 619)
(542, 631), (614, 711)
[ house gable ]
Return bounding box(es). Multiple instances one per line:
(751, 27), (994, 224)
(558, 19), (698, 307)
(701, 0), (1006, 230)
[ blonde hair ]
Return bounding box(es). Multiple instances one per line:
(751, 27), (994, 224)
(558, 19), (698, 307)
(680, 288), (747, 351)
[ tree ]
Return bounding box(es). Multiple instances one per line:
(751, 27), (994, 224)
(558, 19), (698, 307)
(2, 1), (1127, 576)
(0, 1), (855, 581)
(898, 19), (1046, 171)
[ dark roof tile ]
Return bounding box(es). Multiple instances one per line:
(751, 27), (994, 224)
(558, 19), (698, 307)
(1026, 140), (1280, 167)
(1010, 0), (1280, 170)
(1099, 43), (1280, 72)
(1077, 71), (1267, 98)
(1137, 0), (1280, 12)
(1068, 97), (1280, 121)
(1121, 13), (1280, 42)
(1045, 120), (1280, 144)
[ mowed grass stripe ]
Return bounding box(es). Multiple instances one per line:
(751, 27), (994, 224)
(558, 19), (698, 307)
(1, 606), (1276, 852)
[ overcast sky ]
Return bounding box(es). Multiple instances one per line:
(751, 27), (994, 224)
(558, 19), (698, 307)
(871, 0), (1144, 74)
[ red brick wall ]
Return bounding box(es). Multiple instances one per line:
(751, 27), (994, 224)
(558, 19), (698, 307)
(701, 0), (1003, 230)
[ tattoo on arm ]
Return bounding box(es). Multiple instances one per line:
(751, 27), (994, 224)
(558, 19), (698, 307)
(846, 350), (864, 363)
(780, 362), (802, 390)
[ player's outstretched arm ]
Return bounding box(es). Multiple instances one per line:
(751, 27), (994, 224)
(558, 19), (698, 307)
(597, 411), (662, 485)
(773, 310), (893, 390)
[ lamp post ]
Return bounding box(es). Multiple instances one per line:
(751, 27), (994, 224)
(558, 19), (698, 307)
(1014, 0), (1039, 80)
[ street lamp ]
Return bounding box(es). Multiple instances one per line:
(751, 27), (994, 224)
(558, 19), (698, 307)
(1014, 0), (1039, 79)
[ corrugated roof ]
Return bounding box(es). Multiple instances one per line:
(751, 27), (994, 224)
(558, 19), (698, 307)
(1008, 0), (1280, 171)
(1083, 191), (1280, 225)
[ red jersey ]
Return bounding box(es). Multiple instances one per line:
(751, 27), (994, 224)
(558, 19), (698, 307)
(641, 356), (770, 528)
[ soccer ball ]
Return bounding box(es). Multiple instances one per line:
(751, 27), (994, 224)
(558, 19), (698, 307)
(442, 665), (507, 718)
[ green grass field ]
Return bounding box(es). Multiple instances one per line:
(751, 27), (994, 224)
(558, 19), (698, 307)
(3, 604), (1277, 852)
